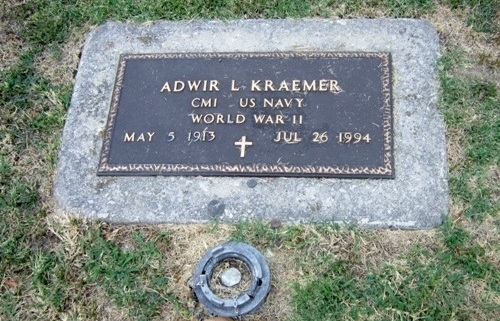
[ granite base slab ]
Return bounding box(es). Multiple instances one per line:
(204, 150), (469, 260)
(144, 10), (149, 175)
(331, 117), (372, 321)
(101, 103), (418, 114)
(53, 19), (449, 228)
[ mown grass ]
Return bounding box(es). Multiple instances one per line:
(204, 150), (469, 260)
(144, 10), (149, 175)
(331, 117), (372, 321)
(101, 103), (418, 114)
(81, 228), (187, 320)
(439, 50), (499, 219)
(1, 0), (498, 320)
(230, 219), (499, 320)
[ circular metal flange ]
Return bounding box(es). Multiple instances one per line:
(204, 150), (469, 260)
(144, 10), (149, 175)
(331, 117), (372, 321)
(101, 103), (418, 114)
(191, 242), (271, 317)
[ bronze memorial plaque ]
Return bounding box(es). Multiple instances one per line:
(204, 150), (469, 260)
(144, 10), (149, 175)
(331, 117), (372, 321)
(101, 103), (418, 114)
(98, 52), (394, 178)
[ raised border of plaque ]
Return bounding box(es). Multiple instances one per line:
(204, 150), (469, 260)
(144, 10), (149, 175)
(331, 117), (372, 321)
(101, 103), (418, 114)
(97, 52), (394, 178)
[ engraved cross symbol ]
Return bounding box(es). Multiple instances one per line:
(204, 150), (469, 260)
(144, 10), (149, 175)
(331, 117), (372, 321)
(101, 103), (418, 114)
(234, 135), (253, 158)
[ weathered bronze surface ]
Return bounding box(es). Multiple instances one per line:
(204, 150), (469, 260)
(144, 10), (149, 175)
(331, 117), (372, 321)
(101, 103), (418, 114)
(98, 52), (394, 178)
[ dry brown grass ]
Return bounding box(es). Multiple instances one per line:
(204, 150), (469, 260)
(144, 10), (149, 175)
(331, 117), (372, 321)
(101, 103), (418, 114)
(464, 278), (500, 320)
(34, 26), (88, 86)
(0, 1), (27, 70)
(210, 259), (252, 298)
(42, 214), (313, 321)
(45, 215), (455, 321)
(151, 224), (301, 320)
(428, 4), (499, 83)
(358, 230), (438, 271)
(489, 164), (500, 206)
(465, 215), (500, 267)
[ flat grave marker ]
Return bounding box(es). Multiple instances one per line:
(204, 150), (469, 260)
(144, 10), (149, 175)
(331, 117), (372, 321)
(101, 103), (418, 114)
(54, 19), (449, 228)
(98, 52), (393, 178)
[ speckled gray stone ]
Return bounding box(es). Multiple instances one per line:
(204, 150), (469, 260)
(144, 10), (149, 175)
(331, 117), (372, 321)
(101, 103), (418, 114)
(53, 19), (449, 228)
